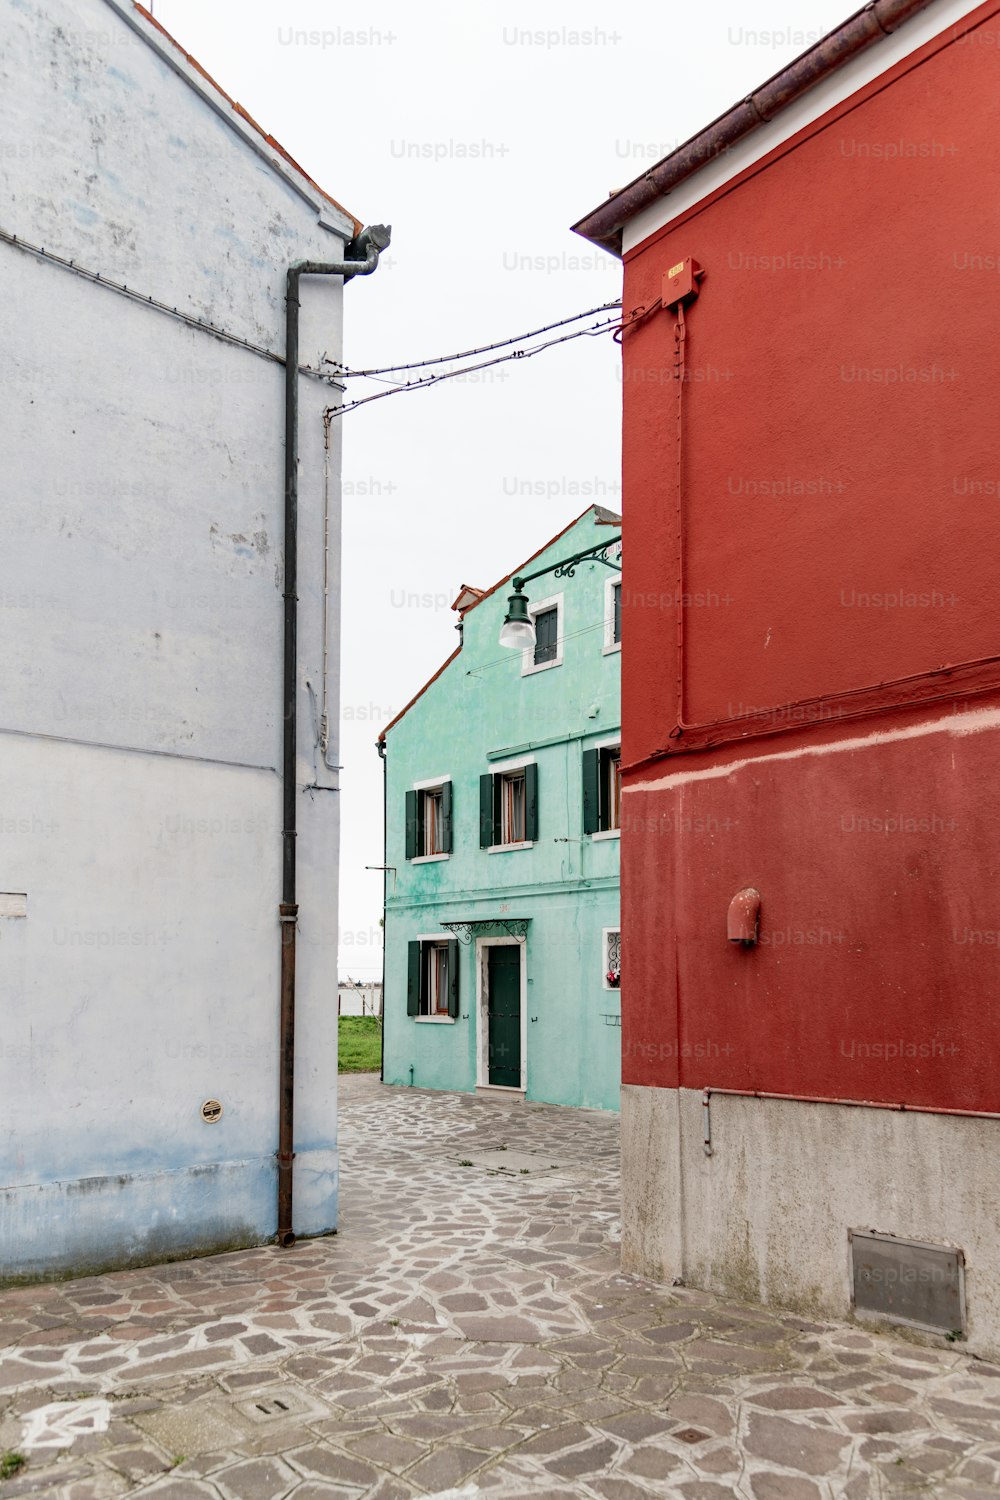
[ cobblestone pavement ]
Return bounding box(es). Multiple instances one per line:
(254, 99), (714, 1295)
(2, 1076), (1000, 1500)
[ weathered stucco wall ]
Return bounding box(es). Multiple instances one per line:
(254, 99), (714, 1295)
(622, 1085), (1000, 1360)
(615, 3), (1000, 1346)
(0, 0), (354, 1278)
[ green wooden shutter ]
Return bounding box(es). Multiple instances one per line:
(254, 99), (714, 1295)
(524, 762), (538, 842)
(582, 748), (601, 835)
(479, 773), (494, 847)
(405, 790), (419, 860)
(440, 781), (453, 853)
(447, 939), (460, 1018)
(407, 940), (421, 1016)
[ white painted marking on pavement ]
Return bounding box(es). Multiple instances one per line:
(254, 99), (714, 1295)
(21, 1399), (111, 1450)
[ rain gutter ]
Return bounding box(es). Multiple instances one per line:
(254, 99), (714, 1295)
(278, 224), (391, 1248)
(571, 0), (938, 255)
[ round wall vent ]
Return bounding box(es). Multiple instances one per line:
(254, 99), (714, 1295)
(201, 1099), (223, 1124)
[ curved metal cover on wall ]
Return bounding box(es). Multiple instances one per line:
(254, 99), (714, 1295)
(440, 917), (530, 946)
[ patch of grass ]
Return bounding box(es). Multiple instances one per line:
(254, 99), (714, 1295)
(519, 1168), (530, 1175)
(1, 1452), (26, 1482)
(338, 1016), (381, 1073)
(170, 1457), (186, 1470)
(458, 1160), (474, 1167)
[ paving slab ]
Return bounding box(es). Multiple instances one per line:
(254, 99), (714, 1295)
(1, 1074), (999, 1497)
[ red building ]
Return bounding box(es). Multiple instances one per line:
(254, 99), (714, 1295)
(575, 0), (1000, 1355)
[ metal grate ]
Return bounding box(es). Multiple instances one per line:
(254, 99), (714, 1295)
(605, 928), (620, 988)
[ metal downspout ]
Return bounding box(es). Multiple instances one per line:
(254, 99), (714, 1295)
(377, 738), (387, 1084)
(278, 224), (391, 1249)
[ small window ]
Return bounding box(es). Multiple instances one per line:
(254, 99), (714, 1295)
(522, 593), (563, 676)
(425, 942), (450, 1015)
(606, 749), (621, 831)
(603, 928), (621, 989)
(407, 938), (460, 1018)
(604, 575), (622, 653)
(533, 606), (558, 666)
(480, 763), (538, 847)
(501, 770), (526, 843)
(422, 787), (444, 855)
(405, 782), (452, 860)
(583, 744), (622, 835)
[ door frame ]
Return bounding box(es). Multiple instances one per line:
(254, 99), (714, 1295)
(475, 936), (527, 1091)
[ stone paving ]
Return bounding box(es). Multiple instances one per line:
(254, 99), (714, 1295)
(2, 1076), (1000, 1500)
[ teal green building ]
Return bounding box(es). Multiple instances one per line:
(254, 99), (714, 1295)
(378, 506), (621, 1111)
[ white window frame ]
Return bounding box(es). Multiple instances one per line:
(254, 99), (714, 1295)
(603, 575), (622, 655)
(602, 926), (621, 991)
(414, 933), (456, 1023)
(521, 591), (564, 677)
(487, 756), (536, 852)
(411, 775), (451, 863)
(590, 736), (622, 840)
(475, 935), (528, 1090)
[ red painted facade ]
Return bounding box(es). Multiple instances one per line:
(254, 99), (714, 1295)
(619, 4), (1000, 1113)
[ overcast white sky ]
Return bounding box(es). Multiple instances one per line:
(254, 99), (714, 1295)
(154, 0), (854, 978)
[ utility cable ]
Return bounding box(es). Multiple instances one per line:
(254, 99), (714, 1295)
(324, 302), (658, 420)
(0, 226), (341, 382)
(325, 302), (624, 378)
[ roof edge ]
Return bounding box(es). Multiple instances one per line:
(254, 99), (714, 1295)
(459, 504), (615, 620)
(100, 0), (362, 238)
(571, 0), (937, 256)
(377, 645), (462, 744)
(378, 505), (621, 744)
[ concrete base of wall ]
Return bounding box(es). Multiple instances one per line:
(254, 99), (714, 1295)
(1, 1148), (338, 1285)
(621, 1084), (1000, 1359)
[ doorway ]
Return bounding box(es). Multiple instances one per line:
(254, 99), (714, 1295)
(476, 938), (526, 1090)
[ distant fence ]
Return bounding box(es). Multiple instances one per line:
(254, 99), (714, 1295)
(338, 981), (383, 1019)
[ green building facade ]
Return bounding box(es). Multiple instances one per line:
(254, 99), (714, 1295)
(378, 507), (621, 1111)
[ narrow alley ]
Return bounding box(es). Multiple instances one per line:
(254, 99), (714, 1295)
(1, 1077), (998, 1498)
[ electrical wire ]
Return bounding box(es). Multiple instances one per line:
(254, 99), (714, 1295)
(326, 302), (624, 379)
(467, 613), (619, 678)
(324, 302), (658, 420)
(0, 226), (341, 383)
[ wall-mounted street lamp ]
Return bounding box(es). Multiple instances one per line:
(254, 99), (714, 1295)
(499, 535), (622, 649)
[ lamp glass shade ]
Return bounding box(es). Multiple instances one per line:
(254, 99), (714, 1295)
(499, 617), (536, 650)
(499, 590), (535, 649)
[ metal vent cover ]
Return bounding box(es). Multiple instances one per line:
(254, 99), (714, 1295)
(850, 1229), (965, 1336)
(236, 1387), (330, 1424)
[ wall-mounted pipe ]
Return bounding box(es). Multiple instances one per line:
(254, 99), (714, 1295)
(377, 736), (387, 1084)
(701, 1086), (1000, 1157)
(278, 224), (391, 1249)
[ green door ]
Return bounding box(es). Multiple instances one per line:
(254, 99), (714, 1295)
(487, 944), (521, 1087)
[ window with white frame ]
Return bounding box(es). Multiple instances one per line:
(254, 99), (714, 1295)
(604, 575), (622, 653)
(407, 937), (459, 1018)
(603, 928), (621, 989)
(501, 769), (526, 843)
(533, 606), (558, 666)
(522, 593), (563, 676)
(583, 743), (622, 835)
(405, 780), (452, 860)
(480, 762), (538, 847)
